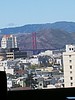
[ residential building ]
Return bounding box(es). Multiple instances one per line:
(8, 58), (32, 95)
(63, 44), (75, 87)
(0, 47), (6, 61)
(38, 50), (53, 56)
(0, 60), (19, 75)
(1, 34), (17, 49)
(29, 57), (39, 65)
(6, 50), (27, 60)
(7, 78), (13, 90)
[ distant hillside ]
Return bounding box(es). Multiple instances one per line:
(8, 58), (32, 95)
(0, 21), (75, 50)
(15, 28), (75, 50)
(0, 21), (75, 34)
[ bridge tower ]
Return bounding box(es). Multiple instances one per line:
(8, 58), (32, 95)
(32, 32), (37, 54)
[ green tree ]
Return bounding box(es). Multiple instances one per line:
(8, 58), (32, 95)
(29, 64), (38, 69)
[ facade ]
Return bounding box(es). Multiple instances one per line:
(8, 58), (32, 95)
(7, 78), (13, 89)
(6, 51), (27, 60)
(0, 60), (15, 74)
(55, 58), (62, 66)
(63, 44), (75, 87)
(29, 57), (39, 65)
(39, 50), (53, 56)
(6, 52), (14, 60)
(0, 47), (6, 61)
(1, 34), (17, 49)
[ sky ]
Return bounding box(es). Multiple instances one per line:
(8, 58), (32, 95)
(0, 0), (75, 29)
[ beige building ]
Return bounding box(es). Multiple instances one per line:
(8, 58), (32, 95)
(6, 50), (27, 60)
(63, 44), (75, 87)
(36, 67), (53, 72)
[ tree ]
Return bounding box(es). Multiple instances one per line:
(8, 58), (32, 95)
(29, 64), (38, 69)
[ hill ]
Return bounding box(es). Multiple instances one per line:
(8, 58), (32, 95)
(0, 21), (75, 50)
(0, 21), (75, 34)
(16, 28), (75, 50)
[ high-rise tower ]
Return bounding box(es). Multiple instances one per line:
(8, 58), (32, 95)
(1, 34), (17, 49)
(63, 44), (75, 87)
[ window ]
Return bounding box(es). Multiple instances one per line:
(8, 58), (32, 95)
(69, 60), (72, 63)
(69, 48), (74, 51)
(69, 48), (71, 50)
(69, 55), (71, 57)
(70, 77), (73, 80)
(70, 71), (72, 74)
(72, 48), (73, 50)
(70, 82), (73, 86)
(70, 65), (72, 69)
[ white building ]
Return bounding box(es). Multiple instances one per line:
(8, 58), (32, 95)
(1, 34), (17, 49)
(18, 57), (39, 65)
(39, 50), (53, 56)
(56, 58), (62, 66)
(0, 60), (16, 75)
(29, 57), (39, 65)
(0, 66), (14, 75)
(7, 78), (13, 89)
(63, 44), (75, 87)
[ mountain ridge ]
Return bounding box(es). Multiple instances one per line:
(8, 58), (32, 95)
(0, 21), (75, 50)
(16, 28), (75, 50)
(0, 21), (75, 34)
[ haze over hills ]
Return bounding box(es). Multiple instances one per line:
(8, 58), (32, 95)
(0, 21), (75, 50)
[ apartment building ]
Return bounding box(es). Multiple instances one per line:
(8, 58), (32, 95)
(63, 44), (75, 87)
(6, 50), (27, 60)
(1, 34), (17, 49)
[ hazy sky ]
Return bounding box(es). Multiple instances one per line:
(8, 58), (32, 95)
(0, 0), (75, 28)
